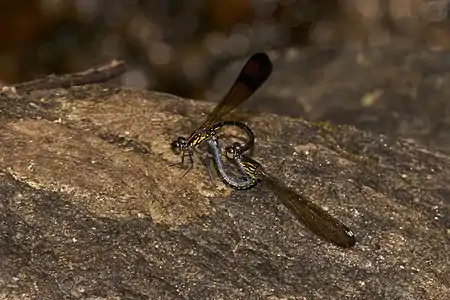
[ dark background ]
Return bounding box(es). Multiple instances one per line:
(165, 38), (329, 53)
(2, 0), (450, 100)
(0, 2), (449, 299)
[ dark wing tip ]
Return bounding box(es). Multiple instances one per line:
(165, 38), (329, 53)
(335, 228), (356, 248)
(237, 52), (273, 92)
(248, 52), (273, 73)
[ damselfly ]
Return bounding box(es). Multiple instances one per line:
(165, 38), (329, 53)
(171, 53), (272, 176)
(206, 123), (258, 190)
(207, 133), (356, 248)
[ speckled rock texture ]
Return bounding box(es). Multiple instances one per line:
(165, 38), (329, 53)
(0, 45), (449, 300)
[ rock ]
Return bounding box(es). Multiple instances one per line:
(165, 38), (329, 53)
(0, 83), (448, 299)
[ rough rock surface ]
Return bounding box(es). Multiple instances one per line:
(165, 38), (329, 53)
(0, 50), (449, 299)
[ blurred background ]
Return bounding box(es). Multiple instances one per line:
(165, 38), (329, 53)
(2, 0), (450, 149)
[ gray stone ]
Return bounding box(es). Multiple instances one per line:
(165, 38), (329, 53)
(0, 80), (448, 299)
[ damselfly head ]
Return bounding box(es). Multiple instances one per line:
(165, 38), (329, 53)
(225, 142), (244, 159)
(170, 137), (187, 155)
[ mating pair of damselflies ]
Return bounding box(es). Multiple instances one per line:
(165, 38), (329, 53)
(170, 53), (355, 248)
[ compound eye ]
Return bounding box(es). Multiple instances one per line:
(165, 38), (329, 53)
(171, 137), (186, 155)
(170, 141), (181, 154)
(225, 146), (236, 159)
